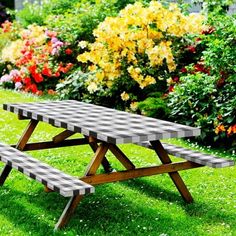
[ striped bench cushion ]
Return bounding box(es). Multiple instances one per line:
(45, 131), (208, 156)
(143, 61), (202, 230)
(136, 142), (234, 168)
(0, 143), (94, 197)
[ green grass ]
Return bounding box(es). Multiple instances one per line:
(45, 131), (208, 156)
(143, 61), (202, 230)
(0, 89), (235, 236)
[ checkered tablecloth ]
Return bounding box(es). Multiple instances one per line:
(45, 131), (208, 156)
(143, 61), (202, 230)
(3, 100), (201, 144)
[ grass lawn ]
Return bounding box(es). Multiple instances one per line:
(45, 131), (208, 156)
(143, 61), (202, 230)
(0, 89), (235, 236)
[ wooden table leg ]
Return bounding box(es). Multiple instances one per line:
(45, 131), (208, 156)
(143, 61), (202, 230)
(53, 130), (76, 143)
(150, 140), (193, 203)
(0, 119), (39, 186)
(109, 144), (135, 170)
(85, 136), (113, 173)
(55, 142), (109, 229)
(54, 195), (83, 230)
(85, 143), (109, 176)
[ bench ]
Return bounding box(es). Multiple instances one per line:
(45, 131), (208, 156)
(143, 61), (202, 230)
(136, 142), (234, 168)
(0, 142), (94, 197)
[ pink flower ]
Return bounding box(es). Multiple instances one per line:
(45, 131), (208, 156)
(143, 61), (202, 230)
(0, 74), (12, 83)
(15, 82), (23, 89)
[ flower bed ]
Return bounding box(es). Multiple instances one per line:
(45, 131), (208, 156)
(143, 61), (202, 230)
(0, 0), (235, 149)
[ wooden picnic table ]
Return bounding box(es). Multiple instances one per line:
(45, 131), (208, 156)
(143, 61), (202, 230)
(0, 100), (234, 230)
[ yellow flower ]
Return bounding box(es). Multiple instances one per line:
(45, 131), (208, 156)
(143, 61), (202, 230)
(78, 41), (88, 49)
(121, 92), (130, 101)
(144, 75), (156, 86)
(1, 40), (24, 63)
(76, 1), (205, 89)
(87, 82), (98, 93)
(130, 101), (138, 111)
(96, 71), (105, 81)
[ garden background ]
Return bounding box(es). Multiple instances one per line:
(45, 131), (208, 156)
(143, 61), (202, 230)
(0, 0), (235, 235)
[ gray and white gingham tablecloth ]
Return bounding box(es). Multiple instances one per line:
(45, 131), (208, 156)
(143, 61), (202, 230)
(4, 100), (201, 144)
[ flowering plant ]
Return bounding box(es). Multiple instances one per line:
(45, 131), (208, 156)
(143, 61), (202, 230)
(167, 13), (236, 149)
(76, 1), (204, 109)
(0, 24), (74, 95)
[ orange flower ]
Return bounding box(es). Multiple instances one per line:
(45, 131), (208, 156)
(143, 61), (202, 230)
(227, 124), (236, 136)
(48, 89), (57, 95)
(215, 124), (226, 135)
(36, 90), (43, 96)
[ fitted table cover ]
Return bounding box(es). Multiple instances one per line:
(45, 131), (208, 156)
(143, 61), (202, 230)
(3, 100), (201, 144)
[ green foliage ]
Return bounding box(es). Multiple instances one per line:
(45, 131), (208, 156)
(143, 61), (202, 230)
(138, 97), (170, 119)
(203, 14), (236, 77)
(168, 73), (236, 148)
(45, 1), (118, 43)
(56, 69), (87, 101)
(167, 12), (236, 149)
(194, 0), (235, 13)
(15, 0), (80, 27)
(15, 0), (46, 27)
(56, 69), (118, 108)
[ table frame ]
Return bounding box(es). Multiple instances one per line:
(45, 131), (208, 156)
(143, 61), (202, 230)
(0, 116), (203, 229)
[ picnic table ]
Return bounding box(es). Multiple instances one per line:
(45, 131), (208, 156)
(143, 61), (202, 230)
(0, 100), (234, 230)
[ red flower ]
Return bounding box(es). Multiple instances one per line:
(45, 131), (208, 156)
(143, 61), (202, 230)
(168, 85), (174, 92)
(194, 63), (210, 74)
(23, 77), (31, 85)
(54, 72), (60, 77)
(13, 76), (22, 83)
(42, 65), (52, 77)
(58, 63), (73, 74)
(32, 72), (44, 83)
(180, 67), (187, 73)
(65, 48), (73, 55)
(29, 65), (37, 74)
(173, 76), (179, 82)
(186, 45), (196, 53)
(29, 84), (38, 94)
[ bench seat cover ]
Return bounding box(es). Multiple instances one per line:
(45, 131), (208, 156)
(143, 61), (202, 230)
(0, 143), (94, 197)
(137, 142), (234, 168)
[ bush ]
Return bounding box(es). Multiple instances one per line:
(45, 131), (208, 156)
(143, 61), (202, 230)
(138, 96), (170, 119)
(167, 13), (236, 149)
(0, 25), (74, 95)
(75, 1), (204, 110)
(45, 1), (118, 44)
(15, 0), (79, 27)
(15, 0), (137, 43)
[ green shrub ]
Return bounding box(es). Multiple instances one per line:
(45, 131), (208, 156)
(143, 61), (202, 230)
(56, 69), (91, 101)
(15, 0), (80, 27)
(167, 12), (236, 149)
(138, 97), (170, 119)
(168, 73), (236, 148)
(45, 1), (118, 43)
(194, 0), (235, 13)
(203, 14), (236, 78)
(15, 1), (45, 27)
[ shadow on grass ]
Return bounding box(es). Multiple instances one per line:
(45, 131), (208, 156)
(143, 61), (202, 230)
(119, 177), (235, 228)
(0, 180), (235, 235)
(120, 177), (185, 203)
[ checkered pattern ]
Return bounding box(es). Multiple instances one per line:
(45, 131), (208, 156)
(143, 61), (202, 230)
(137, 142), (235, 168)
(0, 143), (94, 197)
(3, 100), (201, 144)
